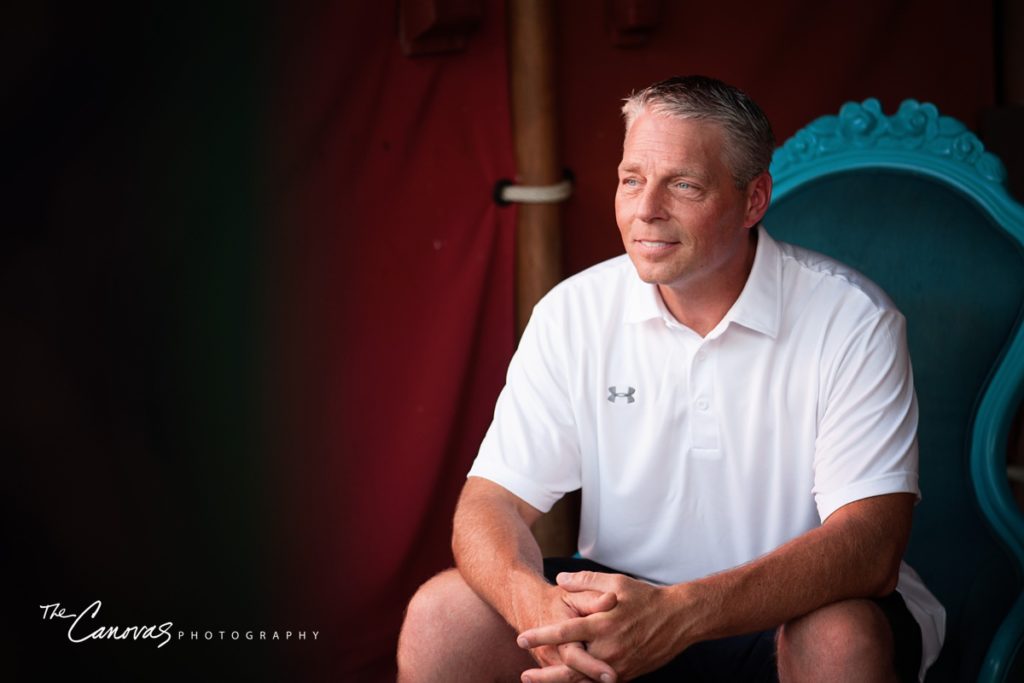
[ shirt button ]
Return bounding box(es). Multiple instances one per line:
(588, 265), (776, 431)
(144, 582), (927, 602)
(696, 398), (709, 411)
(695, 351), (707, 362)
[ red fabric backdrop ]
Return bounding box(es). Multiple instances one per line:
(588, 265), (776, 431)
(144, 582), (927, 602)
(271, 3), (517, 680)
(268, 2), (993, 680)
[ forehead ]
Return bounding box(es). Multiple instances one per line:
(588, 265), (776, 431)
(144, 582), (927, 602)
(620, 113), (728, 170)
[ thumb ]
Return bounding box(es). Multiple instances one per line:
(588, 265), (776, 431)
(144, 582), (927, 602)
(563, 589), (617, 616)
(556, 570), (617, 592)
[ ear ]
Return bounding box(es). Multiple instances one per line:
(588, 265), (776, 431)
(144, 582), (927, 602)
(743, 172), (773, 228)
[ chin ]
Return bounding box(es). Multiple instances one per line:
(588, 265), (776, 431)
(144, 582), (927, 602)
(634, 267), (674, 286)
(636, 269), (662, 284)
(628, 257), (673, 285)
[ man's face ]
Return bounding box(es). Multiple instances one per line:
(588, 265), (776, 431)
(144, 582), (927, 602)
(615, 112), (764, 295)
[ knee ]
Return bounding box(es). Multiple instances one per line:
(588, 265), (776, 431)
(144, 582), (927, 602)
(398, 568), (534, 682)
(777, 599), (894, 682)
(398, 569), (465, 659)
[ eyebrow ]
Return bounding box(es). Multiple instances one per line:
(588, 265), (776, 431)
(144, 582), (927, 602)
(670, 167), (711, 183)
(618, 163), (711, 184)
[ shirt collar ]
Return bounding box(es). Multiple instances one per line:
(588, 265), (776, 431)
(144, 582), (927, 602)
(622, 224), (782, 338)
(718, 224), (782, 338)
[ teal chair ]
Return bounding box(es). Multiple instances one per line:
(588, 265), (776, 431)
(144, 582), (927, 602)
(767, 99), (1024, 681)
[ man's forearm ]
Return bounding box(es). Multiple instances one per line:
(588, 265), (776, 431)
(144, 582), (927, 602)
(451, 477), (552, 631)
(669, 493), (914, 644)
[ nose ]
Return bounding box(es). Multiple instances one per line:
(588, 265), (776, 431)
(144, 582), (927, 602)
(636, 184), (668, 222)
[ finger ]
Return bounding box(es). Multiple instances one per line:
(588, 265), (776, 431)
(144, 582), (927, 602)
(520, 661), (593, 683)
(518, 617), (591, 649)
(556, 571), (622, 594)
(558, 642), (617, 683)
(563, 589), (617, 616)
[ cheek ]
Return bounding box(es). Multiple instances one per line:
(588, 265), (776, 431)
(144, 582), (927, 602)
(616, 218), (630, 246)
(614, 197), (629, 229)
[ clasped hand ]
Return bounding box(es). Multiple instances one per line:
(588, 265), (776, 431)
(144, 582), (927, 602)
(517, 571), (690, 683)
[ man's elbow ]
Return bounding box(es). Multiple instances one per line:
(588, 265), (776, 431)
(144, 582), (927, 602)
(868, 547), (904, 597)
(874, 564), (901, 597)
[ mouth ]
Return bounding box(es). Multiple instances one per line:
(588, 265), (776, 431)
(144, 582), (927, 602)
(634, 239), (680, 250)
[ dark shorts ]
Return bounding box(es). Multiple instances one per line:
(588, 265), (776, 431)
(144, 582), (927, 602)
(542, 557), (923, 683)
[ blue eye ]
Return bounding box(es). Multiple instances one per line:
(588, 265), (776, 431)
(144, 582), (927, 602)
(675, 182), (691, 190)
(623, 178), (639, 187)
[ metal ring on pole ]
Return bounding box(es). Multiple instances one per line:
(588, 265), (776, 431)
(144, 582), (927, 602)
(493, 169), (574, 206)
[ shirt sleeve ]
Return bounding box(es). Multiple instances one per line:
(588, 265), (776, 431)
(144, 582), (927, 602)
(812, 308), (920, 522)
(467, 296), (582, 513)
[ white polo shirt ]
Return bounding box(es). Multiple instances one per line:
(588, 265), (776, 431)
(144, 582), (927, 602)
(468, 226), (944, 676)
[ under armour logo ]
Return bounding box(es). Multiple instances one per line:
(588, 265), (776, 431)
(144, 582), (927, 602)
(607, 386), (636, 404)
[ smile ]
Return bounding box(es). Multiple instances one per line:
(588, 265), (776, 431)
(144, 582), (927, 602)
(637, 240), (678, 249)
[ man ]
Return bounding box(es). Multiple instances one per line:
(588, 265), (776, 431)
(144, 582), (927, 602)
(397, 76), (944, 682)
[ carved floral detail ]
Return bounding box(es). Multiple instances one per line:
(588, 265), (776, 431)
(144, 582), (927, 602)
(781, 129), (820, 163)
(952, 132), (983, 162)
(772, 98), (1006, 185)
(838, 99), (884, 145)
(889, 100), (938, 147)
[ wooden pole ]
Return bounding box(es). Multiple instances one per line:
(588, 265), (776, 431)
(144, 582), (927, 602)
(508, 0), (562, 333)
(506, 0), (578, 556)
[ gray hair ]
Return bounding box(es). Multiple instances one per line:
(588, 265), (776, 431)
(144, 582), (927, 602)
(621, 75), (775, 188)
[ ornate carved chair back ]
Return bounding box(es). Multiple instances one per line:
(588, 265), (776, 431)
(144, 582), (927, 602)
(766, 99), (1024, 682)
